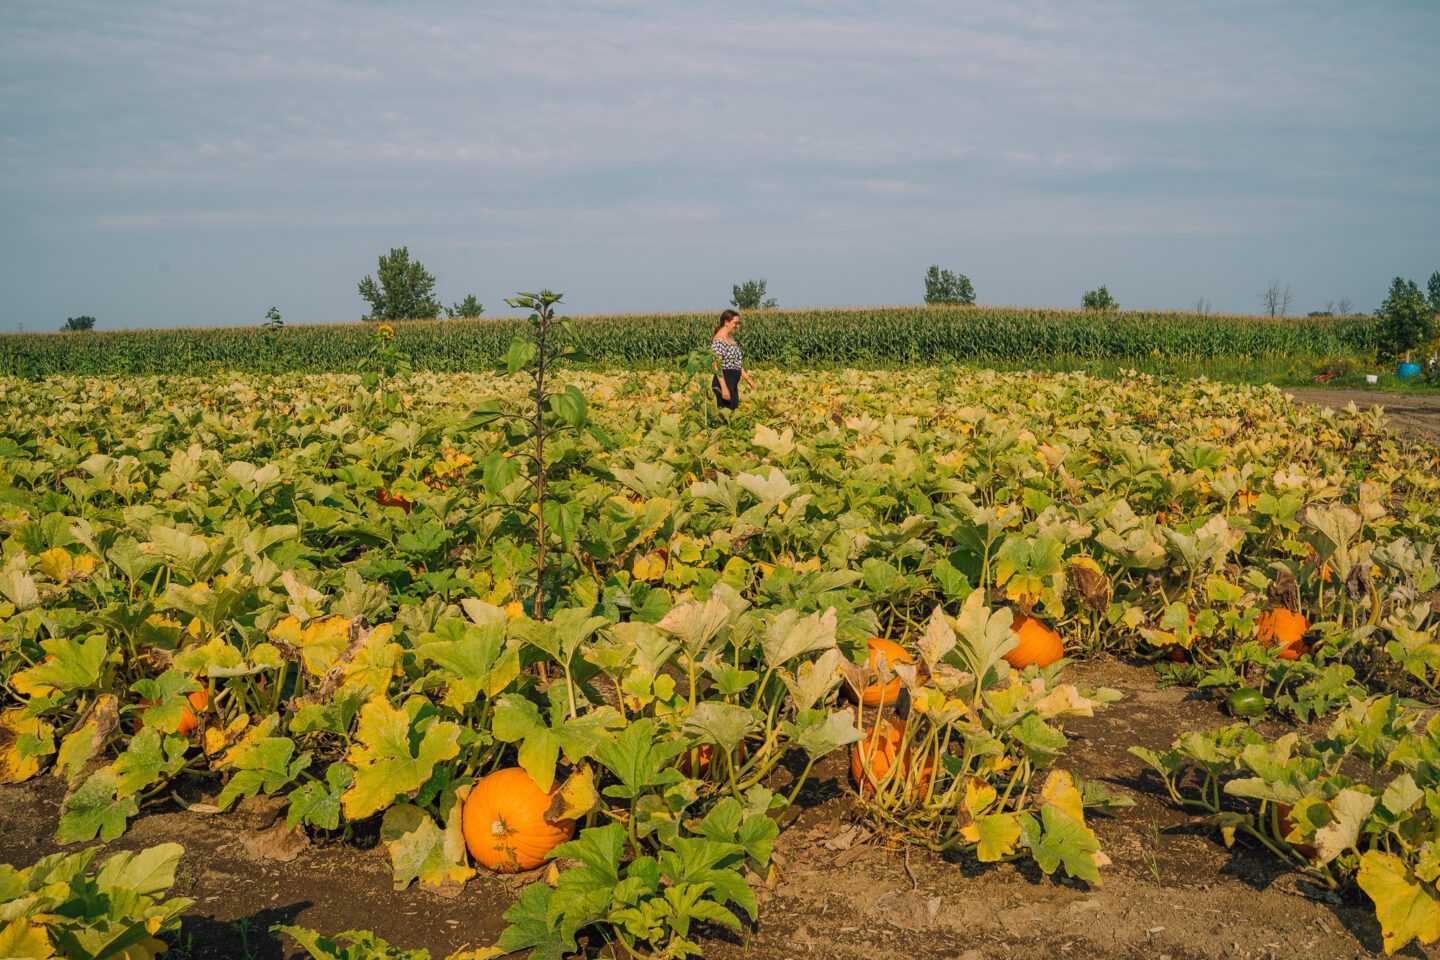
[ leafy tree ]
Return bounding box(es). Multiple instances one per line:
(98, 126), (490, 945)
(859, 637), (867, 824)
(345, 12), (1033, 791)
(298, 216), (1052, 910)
(730, 279), (776, 310)
(448, 295), (484, 319)
(62, 315), (96, 331)
(262, 307), (283, 329)
(1376, 276), (1435, 362)
(1081, 286), (1118, 311)
(1428, 271), (1440, 314)
(923, 266), (976, 305)
(357, 247), (442, 321)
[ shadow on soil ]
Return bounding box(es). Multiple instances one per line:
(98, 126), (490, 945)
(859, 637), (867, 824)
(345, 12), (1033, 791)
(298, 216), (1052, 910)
(166, 903), (310, 960)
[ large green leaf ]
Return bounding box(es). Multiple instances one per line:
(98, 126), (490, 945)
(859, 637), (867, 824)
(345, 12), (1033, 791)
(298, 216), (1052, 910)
(492, 695), (621, 793)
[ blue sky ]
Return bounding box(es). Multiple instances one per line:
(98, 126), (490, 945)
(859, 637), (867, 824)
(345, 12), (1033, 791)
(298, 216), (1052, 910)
(2, 0), (1437, 332)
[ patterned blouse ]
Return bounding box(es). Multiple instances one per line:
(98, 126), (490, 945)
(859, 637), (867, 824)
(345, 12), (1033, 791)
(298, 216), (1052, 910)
(710, 339), (743, 370)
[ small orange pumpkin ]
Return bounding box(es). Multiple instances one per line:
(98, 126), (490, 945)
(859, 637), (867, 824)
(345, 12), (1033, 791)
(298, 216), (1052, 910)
(1003, 614), (1064, 669)
(1256, 609), (1310, 660)
(1163, 609), (1198, 663)
(850, 719), (933, 797)
(376, 489), (413, 513)
(1275, 800), (1318, 858)
(860, 638), (914, 706)
(678, 740), (747, 778)
(462, 767), (574, 873)
(142, 687), (209, 736)
(176, 688), (209, 736)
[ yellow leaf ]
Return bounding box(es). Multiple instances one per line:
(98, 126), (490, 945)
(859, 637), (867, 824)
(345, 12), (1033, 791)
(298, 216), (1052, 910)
(1034, 684), (1102, 719)
(0, 919), (55, 958)
(1039, 769), (1086, 823)
(546, 763), (599, 822)
(446, 949), (505, 960)
(0, 708), (52, 783)
(632, 553), (665, 582)
(963, 776), (998, 817)
(203, 714), (250, 758)
(1358, 850), (1440, 954)
(35, 548), (74, 580)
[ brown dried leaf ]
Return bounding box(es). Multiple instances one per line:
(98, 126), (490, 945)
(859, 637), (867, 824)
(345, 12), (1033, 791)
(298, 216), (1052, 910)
(240, 820), (309, 863)
(1268, 569), (1300, 609)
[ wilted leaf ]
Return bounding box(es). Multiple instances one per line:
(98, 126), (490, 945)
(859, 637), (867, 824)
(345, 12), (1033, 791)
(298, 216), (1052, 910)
(381, 793), (474, 896)
(0, 708), (53, 783)
(343, 697), (462, 820)
(546, 763), (600, 822)
(1358, 850), (1440, 954)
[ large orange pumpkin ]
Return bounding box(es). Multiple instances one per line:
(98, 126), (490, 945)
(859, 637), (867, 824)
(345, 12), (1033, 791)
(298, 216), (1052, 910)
(1003, 615), (1064, 669)
(462, 767), (574, 873)
(1256, 609), (1309, 660)
(860, 638), (914, 706)
(850, 719), (933, 797)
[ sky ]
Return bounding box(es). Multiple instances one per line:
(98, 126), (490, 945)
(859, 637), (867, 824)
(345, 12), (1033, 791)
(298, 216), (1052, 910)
(1, 0), (1438, 332)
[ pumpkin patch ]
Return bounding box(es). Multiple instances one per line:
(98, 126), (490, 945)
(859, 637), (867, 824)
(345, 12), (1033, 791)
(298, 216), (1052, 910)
(1, 365), (1437, 958)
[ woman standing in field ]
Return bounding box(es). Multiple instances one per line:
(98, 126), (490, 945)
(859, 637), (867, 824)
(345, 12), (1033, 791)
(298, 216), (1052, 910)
(710, 309), (755, 410)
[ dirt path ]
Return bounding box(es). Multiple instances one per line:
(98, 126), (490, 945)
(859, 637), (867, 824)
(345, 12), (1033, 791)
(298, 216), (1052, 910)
(1, 660), (1424, 960)
(1286, 387), (1440, 444)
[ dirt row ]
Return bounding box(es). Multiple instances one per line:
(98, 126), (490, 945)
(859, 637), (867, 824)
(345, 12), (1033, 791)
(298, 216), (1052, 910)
(0, 660), (1419, 960)
(1286, 388), (1440, 444)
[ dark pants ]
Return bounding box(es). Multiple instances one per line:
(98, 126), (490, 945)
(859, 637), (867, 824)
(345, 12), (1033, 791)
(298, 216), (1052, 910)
(712, 369), (741, 410)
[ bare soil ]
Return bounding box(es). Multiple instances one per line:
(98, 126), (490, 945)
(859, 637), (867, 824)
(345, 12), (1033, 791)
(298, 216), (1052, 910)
(1, 660), (1425, 960)
(1286, 388), (1440, 444)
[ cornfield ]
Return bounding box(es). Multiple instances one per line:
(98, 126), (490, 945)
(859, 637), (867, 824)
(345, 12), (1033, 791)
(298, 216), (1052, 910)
(0, 305), (1379, 376)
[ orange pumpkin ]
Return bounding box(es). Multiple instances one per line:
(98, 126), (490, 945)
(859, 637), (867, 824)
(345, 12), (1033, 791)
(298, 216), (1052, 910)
(850, 719), (933, 797)
(678, 740), (747, 778)
(860, 638), (914, 706)
(142, 687), (209, 736)
(462, 767), (574, 873)
(1256, 609), (1310, 660)
(376, 489), (413, 513)
(1003, 614), (1064, 669)
(1163, 609), (1199, 663)
(1275, 800), (1318, 858)
(176, 688), (209, 736)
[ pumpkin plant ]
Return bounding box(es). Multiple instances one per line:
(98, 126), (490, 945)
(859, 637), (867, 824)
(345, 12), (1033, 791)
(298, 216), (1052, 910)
(0, 842), (192, 960)
(459, 290), (607, 620)
(493, 799), (776, 960)
(1134, 695), (1440, 954)
(845, 595), (1122, 883)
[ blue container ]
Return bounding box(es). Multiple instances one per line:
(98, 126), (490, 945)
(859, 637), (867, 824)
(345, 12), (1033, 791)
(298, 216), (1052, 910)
(1398, 362), (1422, 379)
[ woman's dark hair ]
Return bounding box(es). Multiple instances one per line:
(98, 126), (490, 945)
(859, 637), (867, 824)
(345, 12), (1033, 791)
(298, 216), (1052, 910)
(713, 309), (739, 336)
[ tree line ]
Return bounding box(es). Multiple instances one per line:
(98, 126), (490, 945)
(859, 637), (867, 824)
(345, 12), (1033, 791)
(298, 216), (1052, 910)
(49, 248), (1440, 351)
